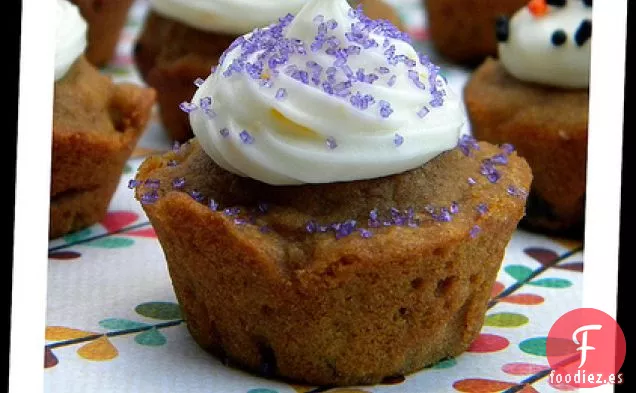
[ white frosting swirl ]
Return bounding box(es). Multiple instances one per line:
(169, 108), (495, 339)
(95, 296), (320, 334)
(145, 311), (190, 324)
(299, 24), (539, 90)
(150, 0), (308, 35)
(55, 0), (87, 81)
(189, 0), (464, 185)
(498, 0), (592, 88)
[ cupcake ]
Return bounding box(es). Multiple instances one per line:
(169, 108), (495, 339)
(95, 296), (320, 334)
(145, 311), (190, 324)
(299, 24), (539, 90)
(68, 0), (136, 67)
(464, 0), (591, 236)
(134, 0), (531, 386)
(424, 0), (527, 66)
(133, 0), (403, 142)
(50, 0), (156, 239)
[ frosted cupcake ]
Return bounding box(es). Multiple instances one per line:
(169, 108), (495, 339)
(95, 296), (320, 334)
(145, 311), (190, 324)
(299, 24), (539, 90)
(51, 0), (156, 239)
(133, 0), (403, 142)
(134, 0), (531, 385)
(465, 0), (591, 236)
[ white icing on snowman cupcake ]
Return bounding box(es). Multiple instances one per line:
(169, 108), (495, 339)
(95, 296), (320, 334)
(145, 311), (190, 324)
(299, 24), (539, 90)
(495, 0), (592, 89)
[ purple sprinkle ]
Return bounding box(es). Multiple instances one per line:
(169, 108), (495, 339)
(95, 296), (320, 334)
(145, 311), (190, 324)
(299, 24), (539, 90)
(127, 179), (140, 189)
(429, 96), (444, 108)
(275, 88), (287, 100)
(305, 220), (317, 233)
(458, 135), (480, 156)
(257, 201), (269, 214)
(491, 153), (508, 165)
(144, 179), (160, 189)
(359, 228), (373, 238)
(199, 96), (212, 109)
(172, 141), (181, 152)
(141, 190), (159, 205)
(501, 143), (515, 155)
(193, 77), (205, 87)
(167, 160), (178, 167)
(179, 101), (197, 113)
(219, 128), (230, 138)
(189, 190), (204, 202)
(467, 177), (476, 185)
(387, 74), (397, 87)
(470, 225), (481, 238)
(476, 203), (488, 215)
(240, 130), (255, 144)
(326, 19), (338, 29)
(259, 225), (271, 233)
(224, 207), (240, 216)
(450, 201), (459, 214)
(326, 136), (338, 150)
(172, 177), (186, 189)
(434, 208), (452, 223)
(377, 66), (390, 74)
(335, 219), (357, 239)
(394, 133), (404, 147)
(209, 199), (219, 211)
(417, 106), (430, 118)
(369, 209), (379, 221)
(379, 100), (394, 118)
(487, 170), (501, 184)
(234, 218), (248, 225)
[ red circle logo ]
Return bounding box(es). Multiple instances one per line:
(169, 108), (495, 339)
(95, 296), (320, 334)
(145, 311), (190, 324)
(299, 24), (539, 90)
(547, 308), (626, 388)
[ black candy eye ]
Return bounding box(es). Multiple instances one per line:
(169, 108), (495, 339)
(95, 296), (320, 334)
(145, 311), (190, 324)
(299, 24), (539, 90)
(551, 30), (568, 46)
(583, 0), (592, 6)
(575, 19), (592, 46)
(546, 0), (567, 6)
(495, 16), (510, 43)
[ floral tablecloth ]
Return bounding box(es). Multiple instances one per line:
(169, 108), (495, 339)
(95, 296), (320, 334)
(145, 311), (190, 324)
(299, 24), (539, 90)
(44, 1), (585, 392)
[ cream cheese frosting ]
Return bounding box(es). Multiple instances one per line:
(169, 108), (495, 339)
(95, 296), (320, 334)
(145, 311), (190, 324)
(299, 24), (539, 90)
(149, 0), (308, 35)
(55, 0), (87, 81)
(188, 0), (465, 185)
(498, 0), (592, 89)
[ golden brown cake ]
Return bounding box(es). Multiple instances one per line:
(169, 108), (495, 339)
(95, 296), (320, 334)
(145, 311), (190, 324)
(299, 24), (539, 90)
(424, 0), (527, 66)
(464, 1), (592, 236)
(133, 0), (404, 142)
(69, 0), (135, 67)
(134, 137), (531, 386)
(50, 56), (156, 239)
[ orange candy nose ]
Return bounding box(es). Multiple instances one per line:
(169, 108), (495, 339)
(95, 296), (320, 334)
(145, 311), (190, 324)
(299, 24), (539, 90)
(528, 0), (548, 17)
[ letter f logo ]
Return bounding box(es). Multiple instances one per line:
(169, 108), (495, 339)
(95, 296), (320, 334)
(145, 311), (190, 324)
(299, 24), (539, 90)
(572, 324), (602, 368)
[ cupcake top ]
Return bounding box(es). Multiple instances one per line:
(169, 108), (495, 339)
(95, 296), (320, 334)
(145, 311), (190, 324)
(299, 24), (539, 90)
(55, 0), (87, 81)
(186, 0), (465, 186)
(149, 0), (308, 35)
(496, 0), (592, 88)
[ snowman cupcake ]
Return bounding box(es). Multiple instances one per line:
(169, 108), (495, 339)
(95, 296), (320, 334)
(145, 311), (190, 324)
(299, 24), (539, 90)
(464, 0), (591, 236)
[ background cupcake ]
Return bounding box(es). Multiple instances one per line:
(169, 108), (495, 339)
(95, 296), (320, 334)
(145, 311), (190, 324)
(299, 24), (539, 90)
(424, 0), (527, 66)
(464, 0), (591, 236)
(51, 0), (156, 239)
